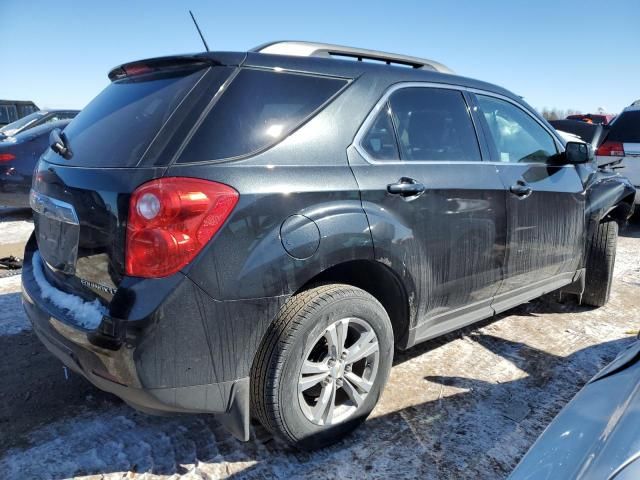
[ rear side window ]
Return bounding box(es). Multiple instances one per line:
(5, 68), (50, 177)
(387, 88), (481, 162)
(178, 69), (347, 163)
(361, 106), (400, 161)
(50, 68), (207, 167)
(608, 111), (640, 143)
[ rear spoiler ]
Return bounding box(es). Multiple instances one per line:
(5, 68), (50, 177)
(108, 52), (246, 81)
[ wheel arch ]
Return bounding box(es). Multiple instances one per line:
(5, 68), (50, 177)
(294, 259), (412, 350)
(602, 192), (635, 225)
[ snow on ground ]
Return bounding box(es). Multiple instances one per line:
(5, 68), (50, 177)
(0, 275), (28, 335)
(0, 222), (638, 479)
(0, 218), (33, 244)
(0, 207), (33, 245)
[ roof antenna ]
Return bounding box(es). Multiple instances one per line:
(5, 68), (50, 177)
(189, 10), (210, 52)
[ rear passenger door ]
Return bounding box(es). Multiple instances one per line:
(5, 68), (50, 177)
(472, 93), (585, 309)
(348, 85), (507, 343)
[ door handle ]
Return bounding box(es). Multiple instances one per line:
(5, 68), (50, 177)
(387, 177), (426, 197)
(509, 180), (533, 198)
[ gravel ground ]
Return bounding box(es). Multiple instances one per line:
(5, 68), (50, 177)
(0, 212), (638, 479)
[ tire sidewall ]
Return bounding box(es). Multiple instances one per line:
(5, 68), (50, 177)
(277, 291), (393, 447)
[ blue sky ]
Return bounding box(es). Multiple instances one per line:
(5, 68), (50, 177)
(1, 0), (638, 113)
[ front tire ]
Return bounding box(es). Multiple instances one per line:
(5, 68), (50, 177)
(583, 219), (618, 307)
(251, 284), (393, 449)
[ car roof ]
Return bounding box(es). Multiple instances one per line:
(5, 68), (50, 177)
(111, 44), (524, 106)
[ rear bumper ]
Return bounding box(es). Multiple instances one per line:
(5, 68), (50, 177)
(21, 246), (259, 440)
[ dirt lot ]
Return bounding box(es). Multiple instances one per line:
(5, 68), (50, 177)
(0, 208), (639, 479)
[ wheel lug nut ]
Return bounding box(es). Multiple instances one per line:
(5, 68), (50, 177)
(345, 364), (352, 372)
(341, 351), (348, 360)
(328, 359), (336, 367)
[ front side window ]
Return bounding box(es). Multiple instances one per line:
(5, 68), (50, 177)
(477, 95), (557, 163)
(179, 69), (348, 163)
(387, 87), (481, 162)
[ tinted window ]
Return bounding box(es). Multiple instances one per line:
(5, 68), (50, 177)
(361, 105), (399, 161)
(608, 111), (640, 143)
(477, 95), (557, 163)
(179, 69), (347, 163)
(387, 88), (480, 162)
(50, 68), (207, 167)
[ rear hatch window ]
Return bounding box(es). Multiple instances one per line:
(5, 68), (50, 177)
(177, 69), (348, 163)
(46, 67), (210, 167)
(608, 111), (640, 143)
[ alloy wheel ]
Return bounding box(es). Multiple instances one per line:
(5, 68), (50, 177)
(297, 317), (380, 426)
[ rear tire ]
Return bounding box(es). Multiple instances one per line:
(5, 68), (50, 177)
(583, 219), (618, 307)
(251, 284), (393, 449)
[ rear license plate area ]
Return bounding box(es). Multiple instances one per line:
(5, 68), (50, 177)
(31, 190), (80, 275)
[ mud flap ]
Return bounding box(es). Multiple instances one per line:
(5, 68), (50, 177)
(560, 268), (586, 300)
(217, 377), (250, 441)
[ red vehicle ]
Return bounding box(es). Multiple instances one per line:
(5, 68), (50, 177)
(566, 113), (615, 125)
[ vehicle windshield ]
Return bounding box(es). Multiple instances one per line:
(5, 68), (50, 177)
(0, 111), (47, 136)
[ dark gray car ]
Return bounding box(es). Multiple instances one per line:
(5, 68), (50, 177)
(21, 41), (636, 448)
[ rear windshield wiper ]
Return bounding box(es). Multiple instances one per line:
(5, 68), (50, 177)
(49, 128), (73, 159)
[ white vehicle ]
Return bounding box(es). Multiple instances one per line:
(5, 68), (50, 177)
(597, 101), (640, 204)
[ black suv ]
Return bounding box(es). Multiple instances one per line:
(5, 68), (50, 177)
(22, 41), (636, 448)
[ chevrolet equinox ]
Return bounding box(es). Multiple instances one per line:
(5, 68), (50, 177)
(22, 41), (636, 448)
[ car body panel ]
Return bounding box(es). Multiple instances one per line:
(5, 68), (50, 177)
(509, 341), (640, 480)
(621, 143), (640, 195)
(493, 163), (585, 294)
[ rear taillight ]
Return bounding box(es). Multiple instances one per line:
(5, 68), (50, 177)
(0, 153), (16, 162)
(596, 141), (625, 157)
(126, 177), (239, 278)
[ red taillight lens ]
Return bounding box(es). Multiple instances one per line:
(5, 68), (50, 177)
(126, 177), (239, 278)
(596, 141), (625, 157)
(0, 153), (16, 162)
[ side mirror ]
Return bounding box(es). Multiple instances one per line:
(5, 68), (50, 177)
(565, 141), (594, 164)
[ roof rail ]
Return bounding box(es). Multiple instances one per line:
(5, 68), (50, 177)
(251, 41), (454, 74)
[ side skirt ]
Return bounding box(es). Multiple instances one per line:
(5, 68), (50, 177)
(408, 271), (577, 347)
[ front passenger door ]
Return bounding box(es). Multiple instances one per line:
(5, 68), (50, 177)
(473, 94), (585, 307)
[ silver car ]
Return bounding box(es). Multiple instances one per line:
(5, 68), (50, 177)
(597, 101), (640, 205)
(510, 339), (640, 479)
